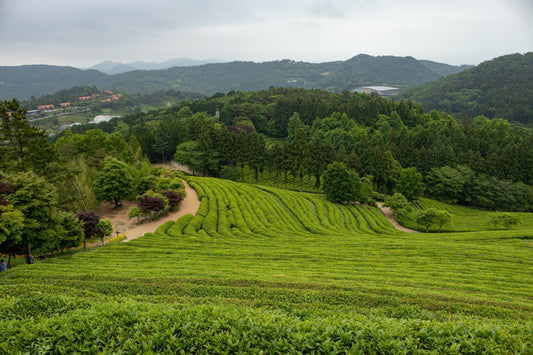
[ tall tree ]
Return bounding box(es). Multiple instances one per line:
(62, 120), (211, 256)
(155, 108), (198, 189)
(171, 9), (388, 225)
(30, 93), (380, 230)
(93, 157), (135, 207)
(395, 167), (424, 201)
(75, 211), (102, 250)
(7, 171), (58, 262)
(290, 128), (311, 192)
(0, 99), (55, 173)
(321, 162), (362, 204)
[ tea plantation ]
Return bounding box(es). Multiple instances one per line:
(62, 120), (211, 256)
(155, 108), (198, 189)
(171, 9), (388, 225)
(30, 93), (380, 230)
(0, 177), (531, 353)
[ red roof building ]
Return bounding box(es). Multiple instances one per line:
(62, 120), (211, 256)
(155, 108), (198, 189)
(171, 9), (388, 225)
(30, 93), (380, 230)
(37, 104), (55, 111)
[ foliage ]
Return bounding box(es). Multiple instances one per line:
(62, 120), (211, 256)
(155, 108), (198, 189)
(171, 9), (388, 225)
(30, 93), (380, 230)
(0, 99), (55, 174)
(401, 53), (533, 125)
(415, 209), (452, 232)
(162, 190), (183, 212)
(127, 207), (146, 221)
(75, 211), (102, 249)
(0, 177), (531, 352)
(93, 157), (135, 207)
(6, 171), (59, 258)
(395, 167), (424, 201)
(321, 162), (362, 204)
(137, 195), (165, 220)
(490, 214), (521, 230)
(384, 192), (409, 212)
(1, 55), (473, 100)
(0, 205), (24, 248)
(96, 219), (113, 244)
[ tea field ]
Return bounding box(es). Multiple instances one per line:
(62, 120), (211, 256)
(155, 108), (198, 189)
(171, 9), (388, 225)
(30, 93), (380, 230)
(0, 177), (531, 353)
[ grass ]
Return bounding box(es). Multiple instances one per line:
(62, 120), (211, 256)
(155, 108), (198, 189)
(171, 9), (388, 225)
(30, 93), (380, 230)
(0, 177), (531, 352)
(406, 198), (533, 232)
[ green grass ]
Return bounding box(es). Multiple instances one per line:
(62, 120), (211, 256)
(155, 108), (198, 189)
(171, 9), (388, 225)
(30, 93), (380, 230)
(407, 198), (533, 232)
(0, 177), (532, 353)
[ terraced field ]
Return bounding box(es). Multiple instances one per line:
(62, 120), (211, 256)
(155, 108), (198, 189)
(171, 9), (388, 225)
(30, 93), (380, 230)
(0, 177), (531, 353)
(408, 198), (533, 232)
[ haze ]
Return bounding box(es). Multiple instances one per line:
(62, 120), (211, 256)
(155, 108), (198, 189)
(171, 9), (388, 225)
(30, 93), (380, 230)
(0, 0), (531, 67)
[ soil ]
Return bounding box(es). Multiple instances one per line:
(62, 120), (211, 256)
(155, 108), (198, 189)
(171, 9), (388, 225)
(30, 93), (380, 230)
(94, 179), (199, 243)
(376, 202), (419, 233)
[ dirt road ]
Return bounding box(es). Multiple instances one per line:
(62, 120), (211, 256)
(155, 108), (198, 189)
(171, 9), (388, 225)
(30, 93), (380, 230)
(376, 202), (419, 233)
(95, 180), (200, 243)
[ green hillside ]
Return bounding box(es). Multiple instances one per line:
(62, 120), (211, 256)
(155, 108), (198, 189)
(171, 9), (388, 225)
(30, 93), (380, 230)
(400, 53), (533, 124)
(0, 177), (531, 352)
(0, 55), (471, 100)
(0, 65), (106, 101)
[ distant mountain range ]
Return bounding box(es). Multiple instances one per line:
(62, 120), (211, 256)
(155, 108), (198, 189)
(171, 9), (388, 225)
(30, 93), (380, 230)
(400, 53), (533, 124)
(0, 54), (472, 101)
(89, 58), (225, 75)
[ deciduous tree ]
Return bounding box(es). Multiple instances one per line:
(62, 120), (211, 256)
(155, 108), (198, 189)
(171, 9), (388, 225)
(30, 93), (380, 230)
(93, 157), (135, 207)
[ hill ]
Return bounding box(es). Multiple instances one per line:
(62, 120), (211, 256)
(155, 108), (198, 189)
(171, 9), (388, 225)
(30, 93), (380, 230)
(89, 58), (224, 74)
(399, 53), (533, 124)
(0, 65), (106, 101)
(0, 177), (531, 352)
(0, 54), (470, 100)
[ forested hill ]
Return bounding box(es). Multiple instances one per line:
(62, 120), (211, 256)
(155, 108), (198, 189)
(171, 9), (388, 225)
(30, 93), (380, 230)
(399, 53), (533, 125)
(1, 54), (469, 100)
(0, 65), (106, 101)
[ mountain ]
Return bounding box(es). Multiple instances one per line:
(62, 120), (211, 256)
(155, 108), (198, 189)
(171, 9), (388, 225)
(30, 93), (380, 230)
(1, 55), (471, 100)
(89, 58), (224, 74)
(419, 60), (473, 77)
(399, 53), (533, 124)
(0, 65), (106, 101)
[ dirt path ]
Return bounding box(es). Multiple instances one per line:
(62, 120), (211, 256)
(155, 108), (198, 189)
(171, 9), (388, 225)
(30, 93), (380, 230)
(95, 180), (200, 243)
(376, 202), (419, 233)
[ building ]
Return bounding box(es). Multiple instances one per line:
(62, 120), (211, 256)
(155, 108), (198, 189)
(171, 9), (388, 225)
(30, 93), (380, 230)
(60, 102), (71, 108)
(78, 96), (92, 101)
(353, 86), (400, 97)
(37, 104), (55, 111)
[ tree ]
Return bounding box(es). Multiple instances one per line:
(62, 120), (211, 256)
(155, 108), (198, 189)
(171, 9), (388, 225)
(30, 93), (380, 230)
(56, 212), (84, 251)
(383, 193), (409, 212)
(415, 209), (439, 232)
(434, 210), (452, 232)
(0, 99), (55, 173)
(0, 205), (24, 263)
(425, 165), (473, 204)
(75, 211), (102, 250)
(490, 214), (521, 230)
(415, 209), (451, 232)
(137, 194), (165, 220)
(321, 162), (362, 204)
(93, 157), (135, 207)
(97, 218), (113, 245)
(290, 128), (310, 192)
(8, 171), (58, 262)
(162, 190), (183, 212)
(395, 167), (424, 201)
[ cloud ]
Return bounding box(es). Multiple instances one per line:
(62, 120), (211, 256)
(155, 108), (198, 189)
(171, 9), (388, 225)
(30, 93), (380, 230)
(0, 0), (531, 66)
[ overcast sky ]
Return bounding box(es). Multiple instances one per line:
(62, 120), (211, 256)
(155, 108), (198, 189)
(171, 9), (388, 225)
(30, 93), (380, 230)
(0, 0), (531, 68)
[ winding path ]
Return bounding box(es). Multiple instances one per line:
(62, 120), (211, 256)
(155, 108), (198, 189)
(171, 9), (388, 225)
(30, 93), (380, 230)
(95, 180), (200, 244)
(376, 202), (419, 233)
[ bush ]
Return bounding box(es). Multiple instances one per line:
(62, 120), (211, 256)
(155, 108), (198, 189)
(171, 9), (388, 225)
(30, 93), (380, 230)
(220, 165), (240, 181)
(490, 214), (521, 229)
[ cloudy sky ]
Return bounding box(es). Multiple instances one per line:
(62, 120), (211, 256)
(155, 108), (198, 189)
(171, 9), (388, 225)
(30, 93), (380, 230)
(0, 0), (531, 68)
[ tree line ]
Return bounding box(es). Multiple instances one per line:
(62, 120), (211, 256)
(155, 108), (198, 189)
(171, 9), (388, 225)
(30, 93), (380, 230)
(0, 99), (185, 265)
(60, 87), (533, 210)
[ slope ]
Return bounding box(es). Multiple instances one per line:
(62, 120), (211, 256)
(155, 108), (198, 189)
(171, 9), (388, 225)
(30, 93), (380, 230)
(0, 176), (531, 352)
(400, 52), (533, 124)
(0, 54), (470, 100)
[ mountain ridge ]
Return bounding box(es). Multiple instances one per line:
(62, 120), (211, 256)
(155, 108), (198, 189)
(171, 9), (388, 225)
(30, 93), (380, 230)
(0, 54), (472, 100)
